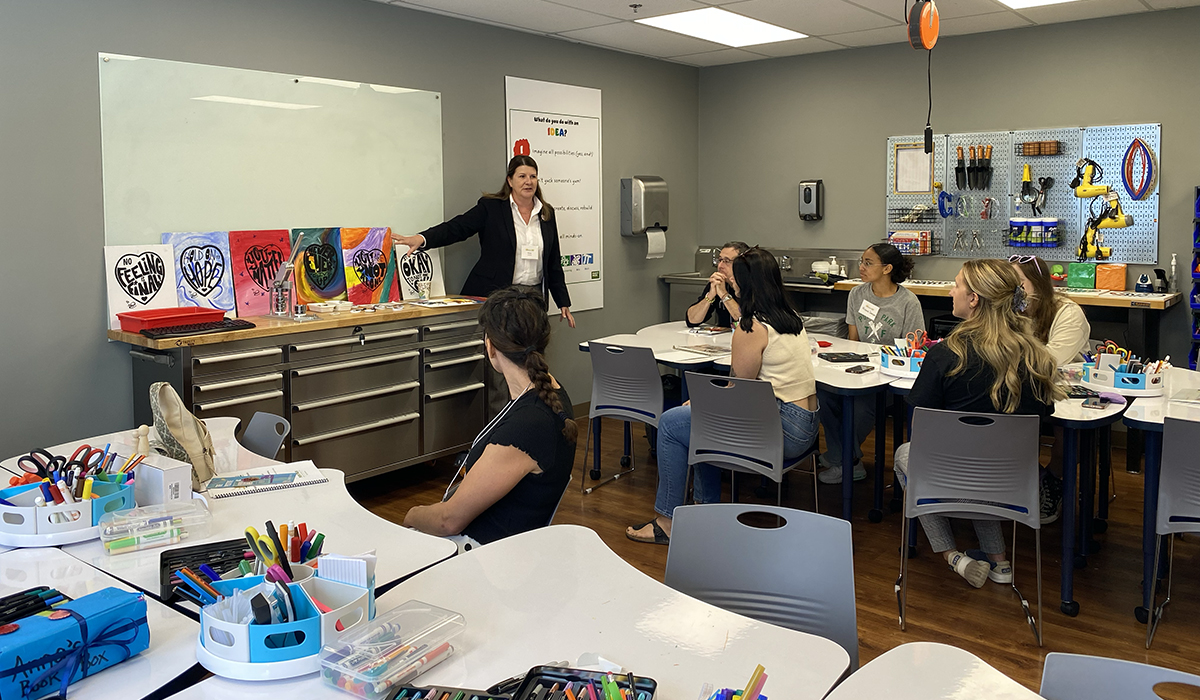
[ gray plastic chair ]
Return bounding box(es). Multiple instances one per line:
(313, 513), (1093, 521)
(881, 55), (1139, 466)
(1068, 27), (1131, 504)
(897, 407), (1043, 645)
(240, 412), (291, 459)
(685, 372), (818, 511)
(1146, 416), (1200, 647)
(1040, 652), (1200, 700)
(666, 503), (858, 669)
(582, 343), (664, 495)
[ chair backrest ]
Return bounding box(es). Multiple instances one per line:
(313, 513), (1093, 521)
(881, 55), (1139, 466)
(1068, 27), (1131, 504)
(666, 503), (859, 669)
(1040, 652), (1200, 700)
(240, 412), (291, 459)
(906, 408), (1041, 529)
(588, 343), (664, 427)
(1157, 417), (1200, 535)
(685, 372), (783, 479)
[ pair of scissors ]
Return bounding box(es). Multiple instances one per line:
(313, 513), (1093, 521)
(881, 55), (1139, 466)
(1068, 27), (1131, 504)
(1097, 341), (1130, 362)
(244, 527), (279, 568)
(65, 444), (104, 472)
(906, 330), (928, 350)
(17, 449), (64, 478)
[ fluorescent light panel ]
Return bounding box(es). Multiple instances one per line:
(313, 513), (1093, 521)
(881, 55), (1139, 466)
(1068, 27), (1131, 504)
(192, 96), (320, 110)
(636, 8), (806, 48)
(296, 76), (361, 89)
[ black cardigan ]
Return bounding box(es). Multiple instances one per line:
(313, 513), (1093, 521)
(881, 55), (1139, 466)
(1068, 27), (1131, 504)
(417, 197), (571, 309)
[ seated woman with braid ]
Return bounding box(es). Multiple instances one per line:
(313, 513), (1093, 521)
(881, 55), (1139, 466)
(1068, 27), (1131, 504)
(404, 287), (577, 549)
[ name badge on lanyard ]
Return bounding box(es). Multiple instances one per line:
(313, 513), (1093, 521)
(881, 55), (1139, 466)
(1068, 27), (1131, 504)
(859, 299), (880, 321)
(521, 245), (539, 260)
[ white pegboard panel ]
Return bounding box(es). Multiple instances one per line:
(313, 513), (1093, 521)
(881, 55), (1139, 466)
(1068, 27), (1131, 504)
(1081, 123), (1161, 264)
(886, 135), (946, 255)
(944, 131), (1010, 259)
(1009, 128), (1083, 263)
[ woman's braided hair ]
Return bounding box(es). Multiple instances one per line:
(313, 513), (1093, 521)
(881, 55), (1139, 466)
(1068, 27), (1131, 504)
(478, 287), (577, 443)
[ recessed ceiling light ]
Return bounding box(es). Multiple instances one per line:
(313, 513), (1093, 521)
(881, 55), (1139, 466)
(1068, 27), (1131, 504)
(191, 96), (320, 110)
(995, 0), (1081, 8)
(636, 8), (806, 48)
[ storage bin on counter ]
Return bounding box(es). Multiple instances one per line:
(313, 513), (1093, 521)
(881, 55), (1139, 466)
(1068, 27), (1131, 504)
(0, 480), (133, 545)
(1083, 363), (1164, 396)
(878, 351), (924, 379)
(99, 500), (212, 555)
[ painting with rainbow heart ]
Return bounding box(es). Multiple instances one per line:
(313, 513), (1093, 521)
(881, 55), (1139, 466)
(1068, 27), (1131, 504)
(342, 227), (400, 305)
(291, 227), (348, 303)
(161, 231), (237, 315)
(229, 229), (292, 317)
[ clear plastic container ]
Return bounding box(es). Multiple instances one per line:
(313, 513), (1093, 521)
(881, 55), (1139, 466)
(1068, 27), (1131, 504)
(99, 500), (212, 555)
(320, 600), (465, 700)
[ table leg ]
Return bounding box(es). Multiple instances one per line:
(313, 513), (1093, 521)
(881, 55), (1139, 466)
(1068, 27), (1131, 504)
(889, 395), (905, 513)
(623, 421), (632, 464)
(591, 415), (602, 480)
(1079, 431), (1098, 559)
(1138, 429), (1164, 621)
(869, 392), (887, 523)
(1127, 427), (1142, 474)
(1097, 425), (1111, 526)
(841, 394), (855, 521)
(1060, 425), (1080, 616)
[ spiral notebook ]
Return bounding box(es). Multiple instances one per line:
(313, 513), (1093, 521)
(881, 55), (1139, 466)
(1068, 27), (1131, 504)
(203, 461), (328, 499)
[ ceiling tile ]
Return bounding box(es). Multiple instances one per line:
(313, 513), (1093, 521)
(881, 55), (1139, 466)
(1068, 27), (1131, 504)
(721, 0), (901, 36)
(1142, 0), (1200, 9)
(939, 10), (1032, 34)
(398, 0), (616, 33)
(548, 0), (708, 20)
(1019, 0), (1149, 23)
(847, 0), (1010, 22)
(670, 48), (770, 64)
(820, 24), (909, 46)
(559, 20), (728, 56)
(748, 36), (848, 56)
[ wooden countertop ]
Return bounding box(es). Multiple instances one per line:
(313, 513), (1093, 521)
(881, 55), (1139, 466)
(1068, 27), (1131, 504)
(832, 279), (1182, 310)
(107, 301), (480, 350)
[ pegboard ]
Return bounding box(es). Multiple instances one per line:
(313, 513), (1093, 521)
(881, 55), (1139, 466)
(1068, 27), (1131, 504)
(1081, 123), (1161, 264)
(885, 135), (946, 255)
(884, 123), (1160, 264)
(943, 131), (1010, 259)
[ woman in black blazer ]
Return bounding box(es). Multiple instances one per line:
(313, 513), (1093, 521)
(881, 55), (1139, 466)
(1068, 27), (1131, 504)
(393, 155), (575, 327)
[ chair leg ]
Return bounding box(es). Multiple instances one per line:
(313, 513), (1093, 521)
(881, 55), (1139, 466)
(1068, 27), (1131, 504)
(582, 419), (638, 495)
(811, 453), (820, 514)
(580, 417), (593, 494)
(1035, 529), (1043, 646)
(685, 465), (695, 505)
(1011, 522), (1042, 646)
(1147, 535), (1171, 648)
(897, 498), (909, 631)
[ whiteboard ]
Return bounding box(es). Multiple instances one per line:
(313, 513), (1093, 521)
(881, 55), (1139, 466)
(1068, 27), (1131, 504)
(99, 54), (443, 245)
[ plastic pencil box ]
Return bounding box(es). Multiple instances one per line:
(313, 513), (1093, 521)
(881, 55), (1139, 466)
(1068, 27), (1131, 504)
(1082, 362), (1164, 396)
(99, 500), (212, 555)
(878, 351), (924, 379)
(0, 479), (134, 545)
(510, 667), (656, 700)
(198, 572), (371, 680)
(322, 600), (465, 700)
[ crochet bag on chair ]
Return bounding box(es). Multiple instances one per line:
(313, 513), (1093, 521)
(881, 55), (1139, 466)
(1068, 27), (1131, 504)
(149, 381), (215, 491)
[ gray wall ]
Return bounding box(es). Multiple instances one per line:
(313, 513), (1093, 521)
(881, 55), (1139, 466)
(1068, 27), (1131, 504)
(698, 8), (1200, 363)
(0, 0), (699, 455)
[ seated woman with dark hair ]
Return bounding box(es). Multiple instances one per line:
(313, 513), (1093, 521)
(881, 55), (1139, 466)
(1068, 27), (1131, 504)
(404, 287), (576, 548)
(626, 247), (820, 545)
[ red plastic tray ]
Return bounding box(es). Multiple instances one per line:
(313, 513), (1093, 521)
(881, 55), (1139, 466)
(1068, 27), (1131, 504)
(116, 307), (227, 332)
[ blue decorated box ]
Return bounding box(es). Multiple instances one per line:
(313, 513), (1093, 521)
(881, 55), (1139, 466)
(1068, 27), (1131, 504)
(0, 587), (149, 700)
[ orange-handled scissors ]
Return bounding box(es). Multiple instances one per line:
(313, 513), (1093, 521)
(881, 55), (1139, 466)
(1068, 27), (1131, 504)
(906, 330), (928, 350)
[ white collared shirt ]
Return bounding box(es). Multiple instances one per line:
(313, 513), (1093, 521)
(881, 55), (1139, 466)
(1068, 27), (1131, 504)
(510, 195), (543, 286)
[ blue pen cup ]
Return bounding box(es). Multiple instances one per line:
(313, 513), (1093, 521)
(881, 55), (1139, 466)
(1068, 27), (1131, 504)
(202, 576), (322, 663)
(89, 481), (135, 525)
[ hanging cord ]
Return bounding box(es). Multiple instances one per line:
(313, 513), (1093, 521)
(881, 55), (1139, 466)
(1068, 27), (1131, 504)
(926, 47), (933, 130)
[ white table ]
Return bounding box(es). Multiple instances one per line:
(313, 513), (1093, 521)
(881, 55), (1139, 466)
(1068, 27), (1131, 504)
(63, 467), (456, 599)
(582, 323), (732, 367)
(173, 525), (849, 700)
(825, 642), (1040, 699)
(0, 547), (198, 700)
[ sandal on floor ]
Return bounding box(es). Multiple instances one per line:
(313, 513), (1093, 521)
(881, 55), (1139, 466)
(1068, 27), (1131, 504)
(626, 519), (670, 545)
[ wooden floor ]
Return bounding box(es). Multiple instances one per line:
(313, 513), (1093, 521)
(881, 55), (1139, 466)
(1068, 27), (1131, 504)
(348, 415), (1200, 692)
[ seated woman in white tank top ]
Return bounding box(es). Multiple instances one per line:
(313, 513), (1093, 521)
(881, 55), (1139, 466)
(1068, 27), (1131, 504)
(626, 247), (819, 545)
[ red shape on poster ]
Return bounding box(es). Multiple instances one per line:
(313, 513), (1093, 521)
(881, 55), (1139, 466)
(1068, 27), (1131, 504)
(513, 139), (530, 156)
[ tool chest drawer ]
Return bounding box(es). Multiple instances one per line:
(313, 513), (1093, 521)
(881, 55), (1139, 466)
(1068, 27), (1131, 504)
(292, 412), (421, 478)
(190, 340), (285, 378)
(423, 382), (485, 454)
(290, 381), (420, 438)
(420, 315), (479, 343)
(290, 350), (420, 402)
(191, 370), (284, 404)
(287, 320), (420, 363)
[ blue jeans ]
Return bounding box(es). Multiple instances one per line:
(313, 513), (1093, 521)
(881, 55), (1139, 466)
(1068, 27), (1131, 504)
(653, 400), (820, 518)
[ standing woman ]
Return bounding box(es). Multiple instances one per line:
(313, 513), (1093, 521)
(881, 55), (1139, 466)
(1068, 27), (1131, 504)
(393, 156), (575, 327)
(626, 248), (820, 545)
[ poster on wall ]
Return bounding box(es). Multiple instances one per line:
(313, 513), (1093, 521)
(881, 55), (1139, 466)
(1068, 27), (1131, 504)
(104, 244), (177, 330)
(505, 76), (603, 312)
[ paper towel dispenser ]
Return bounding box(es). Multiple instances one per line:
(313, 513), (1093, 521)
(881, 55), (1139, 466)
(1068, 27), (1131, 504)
(798, 180), (823, 221)
(621, 176), (668, 236)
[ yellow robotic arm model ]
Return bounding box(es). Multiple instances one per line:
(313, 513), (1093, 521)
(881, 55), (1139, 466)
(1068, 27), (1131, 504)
(1070, 158), (1132, 261)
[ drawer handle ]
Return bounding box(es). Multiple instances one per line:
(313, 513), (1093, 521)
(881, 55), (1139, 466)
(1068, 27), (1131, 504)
(290, 328), (417, 352)
(425, 354), (485, 370)
(194, 347), (282, 366)
(292, 381), (420, 412)
(195, 389), (283, 412)
(291, 351), (418, 377)
(423, 339), (484, 355)
(425, 382), (486, 401)
(194, 373), (282, 393)
(422, 320), (477, 334)
(293, 412), (420, 446)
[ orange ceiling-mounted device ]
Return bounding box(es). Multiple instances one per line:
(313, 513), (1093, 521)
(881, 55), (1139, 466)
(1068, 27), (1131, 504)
(907, 0), (940, 50)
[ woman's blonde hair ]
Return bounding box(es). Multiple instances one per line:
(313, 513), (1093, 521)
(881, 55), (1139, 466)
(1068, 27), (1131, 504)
(946, 259), (1066, 412)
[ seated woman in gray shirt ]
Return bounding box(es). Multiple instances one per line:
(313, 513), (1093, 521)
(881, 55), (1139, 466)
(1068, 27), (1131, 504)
(817, 243), (925, 484)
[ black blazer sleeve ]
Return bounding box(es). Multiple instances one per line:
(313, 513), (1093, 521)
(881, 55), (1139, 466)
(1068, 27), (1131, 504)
(542, 213), (571, 309)
(417, 199), (490, 249)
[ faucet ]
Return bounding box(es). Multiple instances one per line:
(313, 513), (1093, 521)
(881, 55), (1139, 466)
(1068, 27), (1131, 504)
(778, 255), (792, 272)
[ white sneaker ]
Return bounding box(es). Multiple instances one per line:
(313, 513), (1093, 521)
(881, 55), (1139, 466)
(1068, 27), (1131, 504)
(949, 551), (990, 588)
(966, 549), (1014, 584)
(817, 459), (867, 484)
